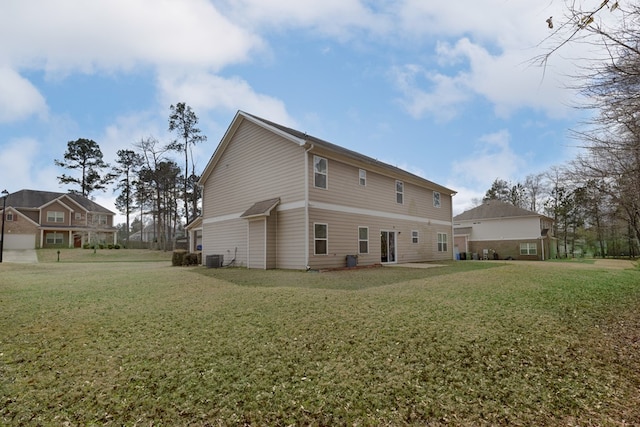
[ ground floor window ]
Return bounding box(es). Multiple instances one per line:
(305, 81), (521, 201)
(520, 242), (537, 255)
(314, 223), (328, 255)
(358, 227), (368, 254)
(412, 230), (419, 244)
(46, 232), (64, 245)
(437, 232), (448, 252)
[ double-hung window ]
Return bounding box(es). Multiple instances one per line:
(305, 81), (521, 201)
(314, 223), (328, 255)
(358, 227), (369, 254)
(359, 169), (366, 186)
(520, 243), (537, 255)
(437, 232), (448, 252)
(396, 180), (404, 204)
(314, 156), (327, 189)
(412, 230), (419, 244)
(433, 191), (441, 208)
(46, 232), (63, 245)
(47, 211), (64, 223)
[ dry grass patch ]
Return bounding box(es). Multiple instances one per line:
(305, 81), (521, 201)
(1, 261), (639, 425)
(36, 248), (173, 263)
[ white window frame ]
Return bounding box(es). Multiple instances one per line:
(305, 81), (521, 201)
(520, 243), (537, 255)
(411, 230), (419, 244)
(437, 232), (448, 252)
(396, 180), (404, 204)
(358, 226), (369, 254)
(314, 155), (328, 189)
(47, 211), (64, 223)
(6, 212), (14, 221)
(46, 232), (64, 245)
(75, 212), (82, 220)
(433, 191), (441, 208)
(359, 169), (366, 186)
(95, 214), (107, 225)
(314, 223), (328, 255)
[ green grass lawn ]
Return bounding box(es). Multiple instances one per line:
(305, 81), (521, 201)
(1, 254), (639, 425)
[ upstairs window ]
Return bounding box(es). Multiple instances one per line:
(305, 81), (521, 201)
(6, 212), (14, 221)
(412, 230), (419, 244)
(47, 211), (64, 223)
(358, 227), (369, 254)
(433, 191), (441, 208)
(314, 156), (327, 189)
(92, 214), (107, 225)
(359, 169), (366, 186)
(396, 180), (404, 204)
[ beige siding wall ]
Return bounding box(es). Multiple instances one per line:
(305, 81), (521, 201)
(308, 152), (453, 225)
(307, 207), (453, 269)
(248, 219), (265, 269)
(274, 208), (306, 269)
(202, 120), (305, 219)
(202, 219), (247, 267)
(266, 213), (277, 269)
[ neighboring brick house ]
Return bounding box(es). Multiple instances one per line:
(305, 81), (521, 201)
(1, 189), (117, 249)
(197, 111), (457, 270)
(453, 200), (556, 260)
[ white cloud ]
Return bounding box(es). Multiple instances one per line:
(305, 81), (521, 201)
(451, 129), (526, 192)
(0, 0), (262, 75)
(0, 137), (60, 192)
(390, 64), (471, 121)
(0, 67), (47, 122)
(217, 0), (391, 38)
(157, 72), (295, 126)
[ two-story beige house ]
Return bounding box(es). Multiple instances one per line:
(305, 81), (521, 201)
(1, 189), (117, 249)
(197, 111), (456, 270)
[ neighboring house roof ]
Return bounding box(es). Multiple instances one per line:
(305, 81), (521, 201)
(200, 111), (457, 196)
(4, 189), (115, 214)
(454, 200), (551, 222)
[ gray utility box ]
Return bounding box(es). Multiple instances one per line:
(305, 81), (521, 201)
(346, 255), (358, 268)
(206, 254), (224, 268)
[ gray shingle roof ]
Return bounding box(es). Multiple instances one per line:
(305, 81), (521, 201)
(4, 189), (114, 214)
(240, 198), (281, 218)
(454, 200), (542, 221)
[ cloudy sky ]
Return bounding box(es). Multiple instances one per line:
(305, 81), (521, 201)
(1, 0), (591, 221)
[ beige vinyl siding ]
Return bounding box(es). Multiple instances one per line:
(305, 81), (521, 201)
(307, 207), (452, 269)
(202, 219), (247, 267)
(247, 219), (266, 269)
(203, 120), (305, 218)
(274, 208), (306, 269)
(266, 212), (277, 269)
(307, 152), (452, 224)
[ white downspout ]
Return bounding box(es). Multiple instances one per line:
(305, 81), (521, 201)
(304, 143), (314, 269)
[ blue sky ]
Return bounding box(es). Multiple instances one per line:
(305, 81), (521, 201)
(1, 0), (590, 222)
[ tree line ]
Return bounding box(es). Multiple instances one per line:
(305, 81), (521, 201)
(479, 1), (640, 258)
(54, 102), (206, 251)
